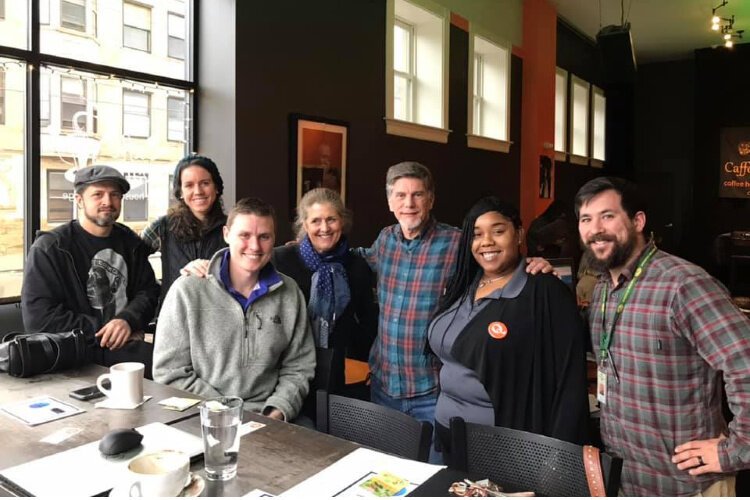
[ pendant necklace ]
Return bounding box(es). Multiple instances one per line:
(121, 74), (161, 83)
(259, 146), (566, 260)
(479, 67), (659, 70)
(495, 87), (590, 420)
(478, 275), (508, 288)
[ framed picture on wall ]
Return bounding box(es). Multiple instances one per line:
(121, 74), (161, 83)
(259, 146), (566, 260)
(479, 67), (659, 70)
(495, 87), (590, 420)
(290, 114), (348, 209)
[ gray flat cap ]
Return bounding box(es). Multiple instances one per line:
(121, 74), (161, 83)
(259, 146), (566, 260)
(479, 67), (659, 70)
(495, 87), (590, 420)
(74, 165), (130, 194)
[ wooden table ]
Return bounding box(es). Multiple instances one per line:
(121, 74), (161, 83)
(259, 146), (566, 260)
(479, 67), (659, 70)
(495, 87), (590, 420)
(0, 364), (201, 471)
(0, 368), (437, 497)
(172, 412), (360, 496)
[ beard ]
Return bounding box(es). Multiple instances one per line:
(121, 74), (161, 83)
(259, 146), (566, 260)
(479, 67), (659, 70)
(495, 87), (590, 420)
(83, 208), (118, 227)
(398, 214), (426, 234)
(583, 226), (638, 273)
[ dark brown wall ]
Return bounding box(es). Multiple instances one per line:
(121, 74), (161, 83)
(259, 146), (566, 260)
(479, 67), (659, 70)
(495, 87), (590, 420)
(693, 44), (750, 268)
(633, 45), (750, 270)
(234, 0), (522, 245)
(634, 59), (694, 257)
(554, 20), (635, 208)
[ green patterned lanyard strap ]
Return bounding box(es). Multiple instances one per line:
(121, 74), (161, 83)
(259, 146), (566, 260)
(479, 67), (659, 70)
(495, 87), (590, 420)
(599, 244), (658, 360)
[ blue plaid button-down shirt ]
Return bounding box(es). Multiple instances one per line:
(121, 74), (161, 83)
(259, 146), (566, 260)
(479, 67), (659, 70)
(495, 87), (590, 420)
(359, 217), (460, 399)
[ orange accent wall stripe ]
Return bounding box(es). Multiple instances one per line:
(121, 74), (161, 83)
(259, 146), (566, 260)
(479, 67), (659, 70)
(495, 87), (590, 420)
(519, 0), (557, 240)
(450, 12), (469, 32)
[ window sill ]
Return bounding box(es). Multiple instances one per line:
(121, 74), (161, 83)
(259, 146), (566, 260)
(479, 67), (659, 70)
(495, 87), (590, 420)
(124, 45), (152, 54)
(590, 158), (604, 168)
(57, 26), (94, 39)
(0, 295), (21, 305)
(385, 118), (450, 144)
(467, 135), (511, 153)
(554, 151), (567, 162)
(569, 154), (590, 166)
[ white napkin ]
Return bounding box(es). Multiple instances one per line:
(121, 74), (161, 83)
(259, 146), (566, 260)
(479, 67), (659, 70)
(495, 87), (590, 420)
(95, 395), (152, 410)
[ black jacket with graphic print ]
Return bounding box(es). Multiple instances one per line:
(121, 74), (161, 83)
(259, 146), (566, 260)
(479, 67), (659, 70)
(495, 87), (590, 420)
(21, 221), (160, 337)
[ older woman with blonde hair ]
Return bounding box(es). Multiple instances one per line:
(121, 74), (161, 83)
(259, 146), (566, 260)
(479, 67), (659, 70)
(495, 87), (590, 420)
(272, 188), (378, 396)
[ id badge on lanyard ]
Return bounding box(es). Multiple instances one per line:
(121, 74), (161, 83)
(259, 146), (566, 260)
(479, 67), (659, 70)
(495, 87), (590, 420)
(597, 361), (608, 405)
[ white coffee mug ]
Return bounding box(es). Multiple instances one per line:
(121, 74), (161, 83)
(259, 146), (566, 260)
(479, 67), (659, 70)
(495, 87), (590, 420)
(96, 362), (144, 407)
(126, 450), (190, 497)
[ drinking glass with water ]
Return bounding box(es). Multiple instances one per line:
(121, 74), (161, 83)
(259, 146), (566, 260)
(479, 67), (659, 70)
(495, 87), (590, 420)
(199, 396), (243, 481)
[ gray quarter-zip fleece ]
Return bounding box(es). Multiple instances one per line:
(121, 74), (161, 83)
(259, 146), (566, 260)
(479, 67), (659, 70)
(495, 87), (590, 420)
(153, 250), (315, 420)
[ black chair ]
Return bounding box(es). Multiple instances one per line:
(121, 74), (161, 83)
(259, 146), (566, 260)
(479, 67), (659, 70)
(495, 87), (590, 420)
(449, 417), (622, 496)
(316, 390), (433, 462)
(300, 347), (335, 422)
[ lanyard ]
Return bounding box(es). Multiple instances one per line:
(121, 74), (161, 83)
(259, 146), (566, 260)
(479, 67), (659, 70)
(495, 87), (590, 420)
(599, 244), (657, 360)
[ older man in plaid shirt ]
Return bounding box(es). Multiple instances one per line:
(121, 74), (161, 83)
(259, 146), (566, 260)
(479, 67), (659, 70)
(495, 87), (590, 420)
(577, 176), (750, 496)
(357, 162), (460, 429)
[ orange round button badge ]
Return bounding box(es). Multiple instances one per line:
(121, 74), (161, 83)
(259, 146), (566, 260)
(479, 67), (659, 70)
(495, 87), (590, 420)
(487, 321), (508, 339)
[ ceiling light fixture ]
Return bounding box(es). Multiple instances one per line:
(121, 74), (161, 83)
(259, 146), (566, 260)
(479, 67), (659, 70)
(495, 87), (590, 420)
(712, 1), (730, 29)
(713, 0), (729, 17)
(711, 0), (742, 48)
(714, 13), (735, 31)
(724, 29), (744, 48)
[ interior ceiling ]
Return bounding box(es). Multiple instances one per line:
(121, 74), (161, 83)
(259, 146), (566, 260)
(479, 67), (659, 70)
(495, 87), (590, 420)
(550, 0), (750, 63)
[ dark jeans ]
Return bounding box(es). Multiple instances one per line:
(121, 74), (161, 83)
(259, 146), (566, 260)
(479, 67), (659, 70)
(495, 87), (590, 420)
(434, 421), (454, 467)
(89, 340), (154, 379)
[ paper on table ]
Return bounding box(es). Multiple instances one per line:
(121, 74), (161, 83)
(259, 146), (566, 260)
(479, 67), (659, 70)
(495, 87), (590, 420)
(278, 448), (444, 497)
(158, 396), (201, 411)
(0, 396), (84, 426)
(40, 427), (83, 444)
(244, 489), (276, 497)
(0, 422), (203, 497)
(94, 395), (152, 409)
(239, 420), (266, 436)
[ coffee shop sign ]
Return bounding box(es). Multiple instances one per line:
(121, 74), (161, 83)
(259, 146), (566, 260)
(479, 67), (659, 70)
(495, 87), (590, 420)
(725, 161), (750, 177)
(719, 127), (750, 198)
(722, 161), (750, 196)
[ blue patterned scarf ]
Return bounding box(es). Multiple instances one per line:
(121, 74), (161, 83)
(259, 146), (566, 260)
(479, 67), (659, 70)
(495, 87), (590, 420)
(298, 235), (351, 348)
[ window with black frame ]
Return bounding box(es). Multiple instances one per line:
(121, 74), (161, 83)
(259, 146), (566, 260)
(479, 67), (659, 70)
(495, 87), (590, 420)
(0, 0), (195, 301)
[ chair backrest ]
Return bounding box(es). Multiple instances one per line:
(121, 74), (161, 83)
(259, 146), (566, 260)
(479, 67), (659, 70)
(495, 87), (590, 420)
(0, 303), (24, 336)
(316, 390), (433, 462)
(449, 417), (622, 497)
(300, 347), (335, 422)
(314, 347), (335, 394)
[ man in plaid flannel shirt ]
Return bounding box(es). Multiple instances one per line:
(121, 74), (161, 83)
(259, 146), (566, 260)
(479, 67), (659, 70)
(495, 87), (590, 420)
(357, 162), (460, 428)
(577, 176), (750, 496)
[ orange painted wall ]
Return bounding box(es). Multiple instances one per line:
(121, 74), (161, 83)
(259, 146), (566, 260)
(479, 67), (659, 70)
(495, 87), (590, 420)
(519, 0), (557, 233)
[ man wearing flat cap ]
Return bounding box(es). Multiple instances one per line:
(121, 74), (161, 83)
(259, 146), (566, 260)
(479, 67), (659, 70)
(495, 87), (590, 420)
(21, 165), (159, 375)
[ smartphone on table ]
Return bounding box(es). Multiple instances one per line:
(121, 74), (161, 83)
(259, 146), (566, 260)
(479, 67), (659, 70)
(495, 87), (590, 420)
(69, 384), (105, 401)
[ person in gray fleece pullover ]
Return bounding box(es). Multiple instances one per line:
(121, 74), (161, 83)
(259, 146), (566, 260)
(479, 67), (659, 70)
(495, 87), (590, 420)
(153, 198), (315, 421)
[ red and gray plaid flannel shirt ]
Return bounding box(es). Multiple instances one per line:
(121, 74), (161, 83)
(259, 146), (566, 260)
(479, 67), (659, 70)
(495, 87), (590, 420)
(590, 243), (750, 496)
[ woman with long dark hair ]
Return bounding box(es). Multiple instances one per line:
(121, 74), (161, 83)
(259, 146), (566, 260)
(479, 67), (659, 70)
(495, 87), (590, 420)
(428, 196), (590, 462)
(141, 154), (227, 305)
